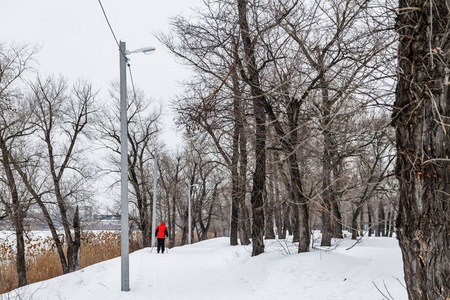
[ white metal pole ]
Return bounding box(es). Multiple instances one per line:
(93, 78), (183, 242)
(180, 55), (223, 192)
(120, 41), (130, 292)
(188, 184), (191, 245)
(151, 149), (158, 248)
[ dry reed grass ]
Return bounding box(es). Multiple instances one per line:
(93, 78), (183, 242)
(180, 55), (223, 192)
(0, 231), (142, 294)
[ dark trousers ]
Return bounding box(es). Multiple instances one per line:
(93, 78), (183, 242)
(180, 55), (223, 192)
(157, 238), (165, 253)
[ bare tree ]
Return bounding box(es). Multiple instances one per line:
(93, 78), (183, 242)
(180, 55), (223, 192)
(158, 2), (252, 246)
(158, 150), (185, 247)
(15, 75), (97, 273)
(348, 115), (395, 239)
(0, 42), (36, 287)
(393, 0), (450, 298)
(277, 0), (396, 247)
(96, 85), (161, 247)
(160, 0), (398, 257)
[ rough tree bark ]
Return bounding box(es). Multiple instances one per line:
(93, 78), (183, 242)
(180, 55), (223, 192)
(393, 0), (450, 298)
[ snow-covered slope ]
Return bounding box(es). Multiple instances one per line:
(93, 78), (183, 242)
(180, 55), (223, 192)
(2, 237), (407, 300)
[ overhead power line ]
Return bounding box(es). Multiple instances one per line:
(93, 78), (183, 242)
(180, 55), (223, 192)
(97, 0), (139, 101)
(98, 0), (120, 49)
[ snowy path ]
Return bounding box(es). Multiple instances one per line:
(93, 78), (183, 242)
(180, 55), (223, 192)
(129, 240), (254, 299)
(2, 237), (407, 300)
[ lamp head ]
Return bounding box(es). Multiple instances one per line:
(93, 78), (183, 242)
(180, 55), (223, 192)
(142, 47), (156, 55)
(128, 47), (155, 55)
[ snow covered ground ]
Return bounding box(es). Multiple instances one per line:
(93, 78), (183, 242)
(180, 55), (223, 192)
(1, 236), (407, 300)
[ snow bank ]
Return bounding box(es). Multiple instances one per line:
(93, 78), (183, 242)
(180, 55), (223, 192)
(1, 236), (407, 300)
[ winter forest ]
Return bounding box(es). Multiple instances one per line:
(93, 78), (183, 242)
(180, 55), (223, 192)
(1, 0), (449, 299)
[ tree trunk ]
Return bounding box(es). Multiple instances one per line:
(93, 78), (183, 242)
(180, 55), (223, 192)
(286, 103), (309, 252)
(53, 187), (81, 273)
(319, 72), (335, 248)
(230, 36), (250, 246)
(351, 206), (363, 240)
(170, 194), (176, 248)
(297, 202), (310, 251)
(320, 149), (333, 244)
(68, 206), (81, 272)
(386, 211), (392, 238)
(239, 203), (251, 245)
(181, 209), (188, 245)
(291, 203), (300, 243)
(264, 186), (275, 239)
(230, 194), (239, 245)
(230, 60), (240, 246)
(230, 144), (239, 246)
(288, 156), (309, 252)
(169, 165), (179, 248)
(388, 210), (394, 238)
(274, 206), (283, 239)
(359, 209), (364, 237)
(238, 101), (251, 246)
(378, 202), (385, 237)
(0, 142), (27, 287)
(249, 108), (266, 255)
(279, 205), (287, 239)
(332, 201), (343, 239)
(367, 204), (373, 237)
(15, 226), (27, 287)
(130, 166), (151, 248)
(321, 210), (333, 246)
(284, 203), (292, 237)
(374, 205), (380, 237)
(273, 182), (286, 239)
(198, 183), (216, 241)
(332, 160), (343, 239)
(393, 0), (450, 298)
(237, 0), (266, 256)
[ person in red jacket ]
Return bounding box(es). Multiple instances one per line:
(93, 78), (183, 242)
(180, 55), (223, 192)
(155, 222), (168, 253)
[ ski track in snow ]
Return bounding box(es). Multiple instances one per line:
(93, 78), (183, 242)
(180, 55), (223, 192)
(143, 241), (254, 299)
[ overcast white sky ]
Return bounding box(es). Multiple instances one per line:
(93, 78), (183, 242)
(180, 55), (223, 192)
(0, 0), (202, 149)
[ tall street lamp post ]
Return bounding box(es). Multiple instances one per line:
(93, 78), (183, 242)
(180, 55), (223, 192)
(188, 183), (198, 245)
(151, 148), (158, 249)
(120, 41), (155, 292)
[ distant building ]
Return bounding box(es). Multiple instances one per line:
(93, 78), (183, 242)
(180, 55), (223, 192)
(80, 206), (93, 222)
(83, 214), (121, 230)
(93, 214), (121, 222)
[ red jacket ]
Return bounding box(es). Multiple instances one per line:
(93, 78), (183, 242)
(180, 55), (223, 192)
(155, 223), (168, 239)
